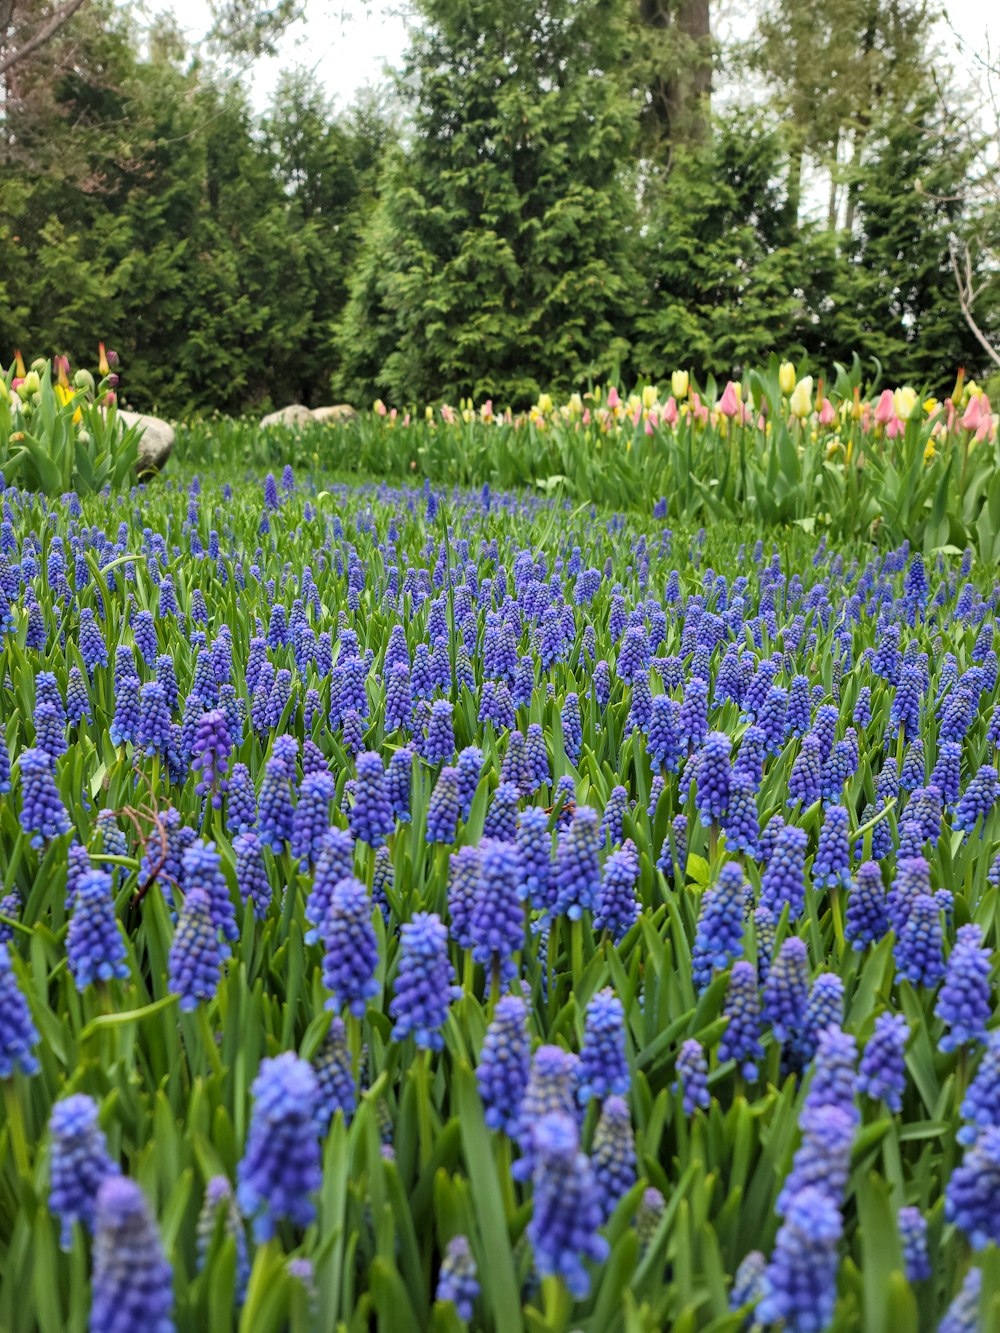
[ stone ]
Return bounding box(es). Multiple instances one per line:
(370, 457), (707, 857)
(260, 404), (315, 429)
(312, 404), (357, 425)
(117, 410), (174, 475)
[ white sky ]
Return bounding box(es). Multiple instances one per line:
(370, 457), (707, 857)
(148, 0), (998, 115)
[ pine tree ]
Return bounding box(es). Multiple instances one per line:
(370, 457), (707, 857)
(335, 0), (640, 406)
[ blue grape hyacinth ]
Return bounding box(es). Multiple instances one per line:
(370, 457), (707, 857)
(236, 1053), (322, 1242)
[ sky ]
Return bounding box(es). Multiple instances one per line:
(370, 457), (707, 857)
(154, 0), (996, 116)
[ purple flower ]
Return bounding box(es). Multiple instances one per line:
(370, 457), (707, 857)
(759, 825), (808, 919)
(292, 771), (335, 866)
(762, 937), (809, 1043)
(304, 829), (355, 944)
(758, 1188), (842, 1333)
(236, 1053), (322, 1241)
(812, 805), (851, 890)
(477, 994), (531, 1134)
(18, 746), (70, 847)
(894, 893), (945, 987)
(196, 1176), (249, 1303)
(436, 1235), (479, 1321)
(594, 840), (639, 942)
(898, 1205), (930, 1281)
(676, 1038), (710, 1113)
(190, 709), (232, 807)
(182, 840), (239, 950)
(954, 765), (1000, 833)
(233, 832), (270, 916)
(845, 861), (888, 949)
(552, 806), (601, 920)
(691, 861), (746, 991)
(578, 988), (629, 1104)
(168, 888), (223, 1012)
(48, 1094), (120, 1249)
(513, 1045), (578, 1181)
(322, 877), (379, 1018)
(426, 766), (461, 844)
(527, 1113), (609, 1299)
(939, 1267), (982, 1333)
(0, 943), (39, 1078)
(945, 1124), (1000, 1250)
(592, 1095), (635, 1221)
(959, 1030), (1000, 1144)
(313, 1016), (356, 1129)
(718, 960), (764, 1079)
(90, 1178), (174, 1333)
(67, 868), (129, 991)
(857, 1012), (908, 1112)
(390, 912), (459, 1051)
(470, 837), (523, 988)
(935, 923), (991, 1052)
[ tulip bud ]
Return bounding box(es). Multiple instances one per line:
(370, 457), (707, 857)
(873, 390), (895, 425)
(789, 377), (814, 420)
(22, 370), (40, 395)
(73, 369), (95, 393)
(642, 384), (658, 410)
(13, 350), (25, 378)
(952, 368), (965, 408)
(98, 343), (110, 377)
(671, 369), (689, 400)
(719, 381), (740, 418)
(778, 362), (796, 396)
(607, 386), (620, 409)
(893, 386), (917, 421)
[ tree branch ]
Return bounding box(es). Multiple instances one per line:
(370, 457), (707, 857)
(0, 0), (90, 78)
(950, 237), (1000, 371)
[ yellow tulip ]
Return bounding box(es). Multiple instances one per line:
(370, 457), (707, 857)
(789, 376), (814, 419)
(568, 393), (583, 415)
(924, 439), (937, 463)
(779, 361), (796, 396)
(642, 385), (658, 409)
(923, 397), (939, 416)
(537, 393), (553, 415)
(671, 370), (689, 399)
(893, 386), (918, 420)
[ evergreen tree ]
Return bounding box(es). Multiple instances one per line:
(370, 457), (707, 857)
(335, 0), (640, 405)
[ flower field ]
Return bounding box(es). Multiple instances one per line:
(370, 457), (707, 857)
(4, 362), (1000, 1331)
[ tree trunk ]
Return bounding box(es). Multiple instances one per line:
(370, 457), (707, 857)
(638, 0), (712, 157)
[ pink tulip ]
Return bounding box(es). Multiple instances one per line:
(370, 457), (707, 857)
(886, 416), (903, 439)
(861, 404), (872, 433)
(962, 397), (982, 431)
(607, 386), (620, 409)
(757, 414), (766, 431)
(818, 398), (835, 426)
(403, 413), (410, 427)
(719, 381), (740, 418)
(583, 408), (591, 424)
(695, 404), (710, 427)
(376, 400), (388, 417)
(644, 418), (654, 436)
(390, 408), (398, 422)
(663, 397), (678, 426)
(647, 409), (659, 429)
(874, 390), (895, 425)
(632, 405), (642, 427)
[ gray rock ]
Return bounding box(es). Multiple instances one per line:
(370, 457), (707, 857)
(261, 404), (315, 429)
(117, 409), (174, 475)
(312, 404), (357, 425)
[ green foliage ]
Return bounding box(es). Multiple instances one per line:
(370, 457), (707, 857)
(0, 361), (139, 495)
(334, 0), (641, 405)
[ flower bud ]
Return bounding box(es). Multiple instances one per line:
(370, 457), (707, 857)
(778, 361), (796, 396)
(671, 369), (689, 400)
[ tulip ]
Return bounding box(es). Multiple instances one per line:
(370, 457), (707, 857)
(789, 376), (814, 420)
(962, 396), (982, 432)
(642, 385), (658, 410)
(818, 398), (835, 426)
(671, 369), (689, 400)
(98, 343), (110, 377)
(607, 386), (620, 409)
(874, 390), (895, 425)
(22, 370), (40, 396)
(779, 362), (796, 396)
(374, 399), (387, 416)
(951, 368), (965, 407)
(582, 408), (591, 424)
(887, 416), (903, 439)
(893, 386), (918, 421)
(719, 381), (740, 418)
(663, 397), (678, 426)
(631, 405), (642, 427)
(13, 350), (25, 378)
(537, 393), (553, 415)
